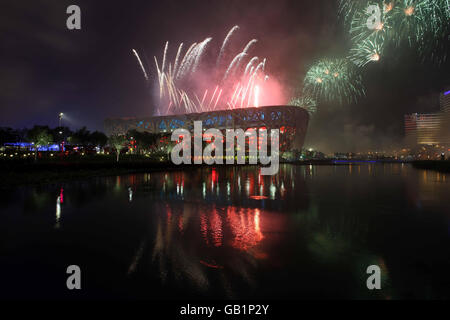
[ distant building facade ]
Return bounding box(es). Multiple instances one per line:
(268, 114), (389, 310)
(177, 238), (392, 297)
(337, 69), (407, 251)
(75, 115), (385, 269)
(440, 89), (450, 146)
(405, 88), (450, 147)
(405, 113), (443, 146)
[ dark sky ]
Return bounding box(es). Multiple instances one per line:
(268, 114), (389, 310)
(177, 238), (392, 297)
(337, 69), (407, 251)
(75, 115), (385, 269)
(1, 0), (449, 151)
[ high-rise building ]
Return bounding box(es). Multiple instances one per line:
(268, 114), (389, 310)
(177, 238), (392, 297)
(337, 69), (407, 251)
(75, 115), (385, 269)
(404, 88), (450, 147)
(440, 89), (450, 146)
(441, 89), (450, 113)
(405, 113), (443, 146)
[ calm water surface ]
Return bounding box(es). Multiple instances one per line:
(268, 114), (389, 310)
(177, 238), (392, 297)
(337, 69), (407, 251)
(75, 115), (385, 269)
(1, 164), (449, 299)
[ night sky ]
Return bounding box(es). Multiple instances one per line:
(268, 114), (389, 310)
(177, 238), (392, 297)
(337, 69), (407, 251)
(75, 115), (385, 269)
(1, 0), (449, 151)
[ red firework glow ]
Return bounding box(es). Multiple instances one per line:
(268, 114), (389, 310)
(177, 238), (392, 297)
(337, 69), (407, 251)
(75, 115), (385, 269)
(132, 26), (285, 115)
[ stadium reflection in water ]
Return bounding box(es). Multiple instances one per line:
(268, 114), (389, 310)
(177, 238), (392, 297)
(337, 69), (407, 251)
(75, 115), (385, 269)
(1, 164), (449, 299)
(123, 165), (310, 299)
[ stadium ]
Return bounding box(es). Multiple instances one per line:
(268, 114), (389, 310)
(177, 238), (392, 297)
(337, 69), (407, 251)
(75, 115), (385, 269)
(104, 105), (310, 153)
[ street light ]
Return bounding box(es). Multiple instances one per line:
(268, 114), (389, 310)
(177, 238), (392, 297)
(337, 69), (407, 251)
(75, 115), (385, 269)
(58, 112), (64, 127)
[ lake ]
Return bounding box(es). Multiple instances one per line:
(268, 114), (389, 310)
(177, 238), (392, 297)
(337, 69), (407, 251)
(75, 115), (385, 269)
(1, 163), (449, 299)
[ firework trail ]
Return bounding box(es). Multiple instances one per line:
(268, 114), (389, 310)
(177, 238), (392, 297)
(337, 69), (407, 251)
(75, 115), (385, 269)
(192, 37), (212, 73)
(200, 90), (208, 106)
(223, 52), (247, 81)
(253, 59), (266, 76)
(132, 49), (149, 81)
(173, 43), (184, 75)
(135, 25), (271, 115)
(217, 25), (240, 67)
(162, 41), (169, 73)
(208, 86), (219, 110)
(245, 57), (259, 76)
(254, 85), (260, 108)
(242, 39), (258, 55)
(214, 89), (223, 110)
(177, 42), (197, 79)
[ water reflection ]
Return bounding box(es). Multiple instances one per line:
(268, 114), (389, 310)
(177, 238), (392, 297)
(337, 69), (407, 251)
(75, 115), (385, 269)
(404, 166), (450, 212)
(113, 166), (311, 213)
(146, 201), (284, 297)
(2, 164), (450, 299)
(55, 189), (62, 229)
(128, 187), (133, 202)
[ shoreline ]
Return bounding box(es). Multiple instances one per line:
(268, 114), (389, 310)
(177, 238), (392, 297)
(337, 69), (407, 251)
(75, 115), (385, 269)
(2, 159), (446, 189)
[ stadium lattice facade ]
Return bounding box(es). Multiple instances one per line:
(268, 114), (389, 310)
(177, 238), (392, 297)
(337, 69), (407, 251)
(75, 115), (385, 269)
(104, 105), (310, 152)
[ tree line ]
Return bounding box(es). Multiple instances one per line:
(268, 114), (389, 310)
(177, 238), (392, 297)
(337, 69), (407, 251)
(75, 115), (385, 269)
(1, 126), (171, 162)
(0, 126), (108, 147)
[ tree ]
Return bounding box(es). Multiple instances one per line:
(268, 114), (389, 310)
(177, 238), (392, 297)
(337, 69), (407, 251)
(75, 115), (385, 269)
(108, 134), (127, 162)
(27, 126), (54, 161)
(90, 131), (108, 147)
(126, 129), (160, 154)
(70, 127), (91, 145)
(68, 127), (108, 148)
(0, 127), (21, 145)
(50, 127), (73, 144)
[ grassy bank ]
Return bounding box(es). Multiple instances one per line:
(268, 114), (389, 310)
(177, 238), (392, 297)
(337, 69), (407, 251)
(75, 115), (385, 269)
(412, 160), (450, 173)
(0, 155), (180, 188)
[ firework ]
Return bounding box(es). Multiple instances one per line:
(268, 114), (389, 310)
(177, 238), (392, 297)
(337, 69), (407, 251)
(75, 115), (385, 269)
(303, 58), (365, 105)
(348, 35), (384, 67)
(349, 1), (394, 43)
(132, 49), (149, 81)
(245, 57), (259, 76)
(173, 43), (184, 75)
(340, 0), (445, 35)
(289, 96), (317, 115)
(223, 52), (247, 81)
(217, 25), (240, 67)
(176, 42), (197, 80)
(338, 0), (371, 27)
(344, 0), (449, 64)
(133, 26), (271, 115)
(388, 0), (427, 46)
(161, 41), (169, 73)
(192, 37), (212, 73)
(242, 39), (258, 55)
(254, 85), (260, 108)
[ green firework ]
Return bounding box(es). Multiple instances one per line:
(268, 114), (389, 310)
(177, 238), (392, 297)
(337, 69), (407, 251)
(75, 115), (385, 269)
(303, 59), (365, 105)
(349, 1), (395, 43)
(390, 0), (430, 45)
(345, 0), (449, 65)
(393, 0), (450, 63)
(349, 35), (384, 67)
(289, 96), (318, 114)
(338, 0), (373, 27)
